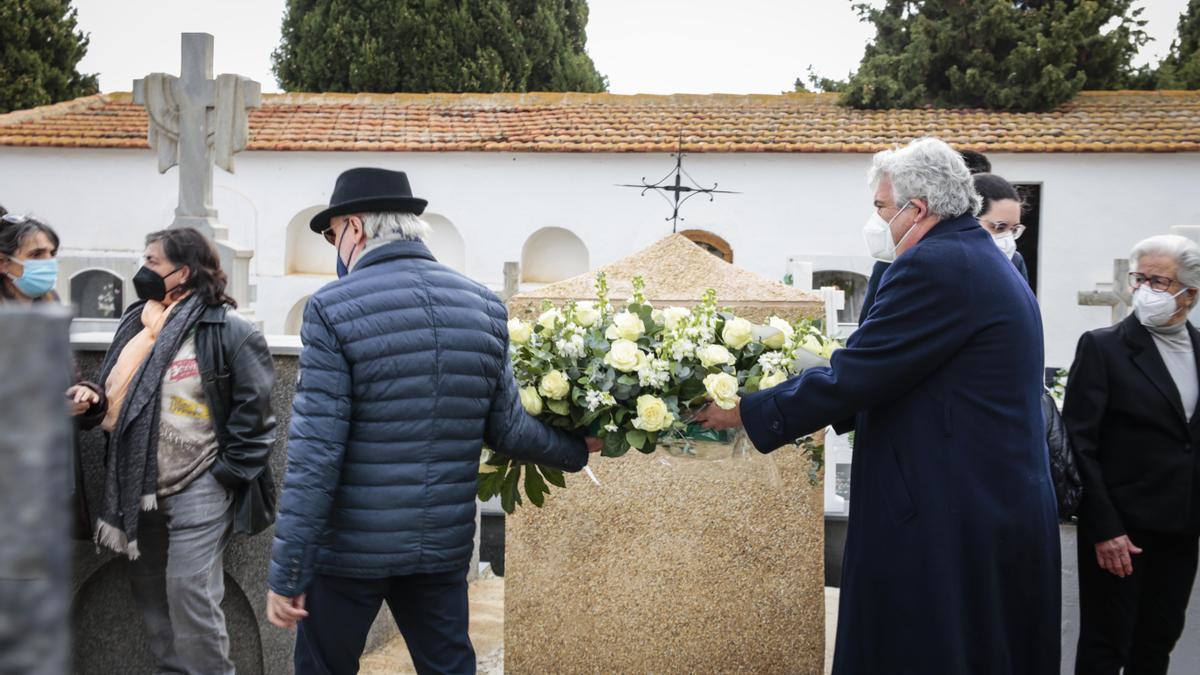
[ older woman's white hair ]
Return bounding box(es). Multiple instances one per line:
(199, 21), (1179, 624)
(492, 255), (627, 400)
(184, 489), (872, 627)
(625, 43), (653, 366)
(1131, 234), (1200, 289)
(869, 137), (981, 219)
(359, 211), (432, 242)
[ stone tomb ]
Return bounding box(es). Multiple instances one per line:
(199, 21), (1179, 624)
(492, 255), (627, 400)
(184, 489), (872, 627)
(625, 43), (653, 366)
(505, 234), (828, 673)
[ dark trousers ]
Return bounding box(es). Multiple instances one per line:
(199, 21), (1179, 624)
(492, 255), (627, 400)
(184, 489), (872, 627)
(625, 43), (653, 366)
(1075, 527), (1199, 675)
(295, 567), (475, 675)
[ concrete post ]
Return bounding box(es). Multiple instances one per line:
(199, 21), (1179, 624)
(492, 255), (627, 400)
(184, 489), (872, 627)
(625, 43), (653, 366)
(0, 305), (74, 675)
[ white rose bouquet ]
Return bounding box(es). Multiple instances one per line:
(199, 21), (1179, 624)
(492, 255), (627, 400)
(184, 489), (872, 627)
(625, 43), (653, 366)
(478, 274), (842, 513)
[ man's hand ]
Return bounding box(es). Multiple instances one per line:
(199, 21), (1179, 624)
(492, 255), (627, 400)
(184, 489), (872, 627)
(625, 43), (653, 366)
(66, 385), (100, 417)
(266, 590), (308, 630)
(585, 437), (603, 453)
(1095, 535), (1143, 578)
(693, 400), (743, 431)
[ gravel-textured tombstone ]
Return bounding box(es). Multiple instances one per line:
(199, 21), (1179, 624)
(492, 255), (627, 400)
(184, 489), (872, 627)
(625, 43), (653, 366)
(505, 234), (828, 673)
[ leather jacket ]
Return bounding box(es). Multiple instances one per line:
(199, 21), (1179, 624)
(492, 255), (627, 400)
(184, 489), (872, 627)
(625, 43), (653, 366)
(194, 304), (278, 536)
(1043, 392), (1082, 520)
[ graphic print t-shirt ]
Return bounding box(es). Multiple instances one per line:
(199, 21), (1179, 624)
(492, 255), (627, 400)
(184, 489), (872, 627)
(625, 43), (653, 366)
(157, 332), (220, 497)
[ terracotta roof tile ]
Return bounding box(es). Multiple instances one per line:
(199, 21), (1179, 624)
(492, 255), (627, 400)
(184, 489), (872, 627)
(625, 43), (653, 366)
(0, 90), (1198, 153)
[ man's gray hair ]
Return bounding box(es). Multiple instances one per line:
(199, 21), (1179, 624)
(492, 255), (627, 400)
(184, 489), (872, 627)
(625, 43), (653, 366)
(868, 137), (981, 218)
(360, 212), (431, 242)
(1131, 234), (1200, 289)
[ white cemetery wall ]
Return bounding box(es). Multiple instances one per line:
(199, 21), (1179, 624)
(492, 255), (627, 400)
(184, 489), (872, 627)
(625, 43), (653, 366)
(1, 146), (1196, 361)
(985, 152), (1200, 367)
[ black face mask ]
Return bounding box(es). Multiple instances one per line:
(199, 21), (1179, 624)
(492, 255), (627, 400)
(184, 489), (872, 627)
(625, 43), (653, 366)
(133, 265), (183, 302)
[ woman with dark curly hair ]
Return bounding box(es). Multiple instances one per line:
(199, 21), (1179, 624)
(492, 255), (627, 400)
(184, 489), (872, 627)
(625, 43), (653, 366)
(85, 227), (277, 675)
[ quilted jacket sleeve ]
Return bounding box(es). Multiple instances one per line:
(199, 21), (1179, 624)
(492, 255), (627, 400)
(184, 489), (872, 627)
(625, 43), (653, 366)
(269, 297), (352, 596)
(485, 353), (588, 473)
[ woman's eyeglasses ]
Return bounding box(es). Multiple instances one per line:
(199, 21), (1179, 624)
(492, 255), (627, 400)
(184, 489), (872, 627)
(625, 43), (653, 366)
(980, 219), (1026, 240)
(1129, 272), (1178, 292)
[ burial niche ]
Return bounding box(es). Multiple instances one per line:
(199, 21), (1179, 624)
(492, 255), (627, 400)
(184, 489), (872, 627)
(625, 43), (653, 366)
(70, 269), (124, 319)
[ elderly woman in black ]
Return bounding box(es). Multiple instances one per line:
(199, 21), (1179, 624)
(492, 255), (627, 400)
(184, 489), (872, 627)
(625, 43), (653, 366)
(1064, 234), (1200, 674)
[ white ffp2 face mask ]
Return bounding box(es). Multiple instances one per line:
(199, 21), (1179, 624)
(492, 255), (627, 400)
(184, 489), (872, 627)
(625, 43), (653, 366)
(993, 232), (1018, 259)
(1133, 284), (1189, 328)
(863, 202), (916, 263)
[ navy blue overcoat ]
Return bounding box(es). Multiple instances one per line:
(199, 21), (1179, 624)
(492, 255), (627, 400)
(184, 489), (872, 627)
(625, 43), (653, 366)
(742, 213), (1061, 674)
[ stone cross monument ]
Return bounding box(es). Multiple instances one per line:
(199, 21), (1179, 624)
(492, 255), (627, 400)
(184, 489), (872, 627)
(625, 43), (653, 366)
(132, 32), (261, 311)
(1077, 258), (1132, 325)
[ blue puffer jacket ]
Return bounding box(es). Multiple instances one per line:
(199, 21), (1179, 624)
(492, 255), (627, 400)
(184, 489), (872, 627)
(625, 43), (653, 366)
(269, 240), (587, 596)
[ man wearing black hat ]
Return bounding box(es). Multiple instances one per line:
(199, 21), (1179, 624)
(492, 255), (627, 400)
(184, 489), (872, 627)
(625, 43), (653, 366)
(265, 168), (600, 674)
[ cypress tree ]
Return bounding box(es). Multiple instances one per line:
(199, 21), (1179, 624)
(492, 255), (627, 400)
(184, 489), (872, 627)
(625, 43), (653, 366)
(0, 0), (98, 114)
(272, 0), (606, 93)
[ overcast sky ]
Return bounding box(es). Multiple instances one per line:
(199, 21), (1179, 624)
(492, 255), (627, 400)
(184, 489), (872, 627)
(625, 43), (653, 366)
(74, 0), (1191, 95)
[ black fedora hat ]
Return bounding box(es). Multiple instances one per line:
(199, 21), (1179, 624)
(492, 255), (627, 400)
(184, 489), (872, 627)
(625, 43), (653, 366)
(309, 167), (428, 233)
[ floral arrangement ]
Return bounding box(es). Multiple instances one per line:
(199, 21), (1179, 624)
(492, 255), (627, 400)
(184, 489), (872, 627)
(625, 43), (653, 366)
(478, 274), (841, 513)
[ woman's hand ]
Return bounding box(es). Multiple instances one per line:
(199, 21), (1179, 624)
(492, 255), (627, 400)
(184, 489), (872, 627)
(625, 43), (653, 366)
(66, 385), (100, 417)
(1095, 534), (1143, 578)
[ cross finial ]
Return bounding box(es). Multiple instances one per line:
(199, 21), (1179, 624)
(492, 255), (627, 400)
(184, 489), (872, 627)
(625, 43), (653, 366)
(617, 133), (740, 233)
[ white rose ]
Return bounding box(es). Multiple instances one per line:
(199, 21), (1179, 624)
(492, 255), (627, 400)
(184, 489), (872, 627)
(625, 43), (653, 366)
(661, 306), (692, 331)
(759, 370), (789, 390)
(696, 344), (735, 368)
(538, 308), (563, 332)
(606, 311), (645, 342)
(721, 317), (755, 350)
(604, 339), (643, 372)
(799, 333), (824, 356)
(519, 385), (544, 415)
(704, 372), (740, 410)
(508, 318), (532, 344)
(538, 370), (571, 400)
(762, 316), (795, 350)
(574, 301), (600, 328)
(632, 395), (674, 432)
(821, 341), (841, 359)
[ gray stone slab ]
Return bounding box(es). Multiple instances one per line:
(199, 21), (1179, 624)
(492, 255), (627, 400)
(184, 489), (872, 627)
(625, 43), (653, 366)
(0, 306), (74, 675)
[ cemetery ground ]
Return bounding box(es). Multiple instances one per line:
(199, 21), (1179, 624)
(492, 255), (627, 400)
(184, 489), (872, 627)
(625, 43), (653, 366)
(358, 524), (1200, 674)
(356, 569), (838, 674)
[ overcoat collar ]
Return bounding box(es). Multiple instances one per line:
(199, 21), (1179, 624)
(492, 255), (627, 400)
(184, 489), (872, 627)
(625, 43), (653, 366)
(1119, 313), (1200, 430)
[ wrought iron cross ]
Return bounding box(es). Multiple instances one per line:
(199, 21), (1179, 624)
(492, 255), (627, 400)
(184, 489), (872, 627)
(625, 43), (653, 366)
(618, 135), (740, 233)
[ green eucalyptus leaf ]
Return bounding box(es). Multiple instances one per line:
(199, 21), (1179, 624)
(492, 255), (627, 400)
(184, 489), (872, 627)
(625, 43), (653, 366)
(602, 432), (628, 457)
(540, 466), (567, 489)
(524, 465), (548, 508)
(500, 463), (522, 514)
(626, 428), (648, 451)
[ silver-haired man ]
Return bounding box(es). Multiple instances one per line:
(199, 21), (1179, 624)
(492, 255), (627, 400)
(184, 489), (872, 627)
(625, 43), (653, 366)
(699, 137), (1060, 673)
